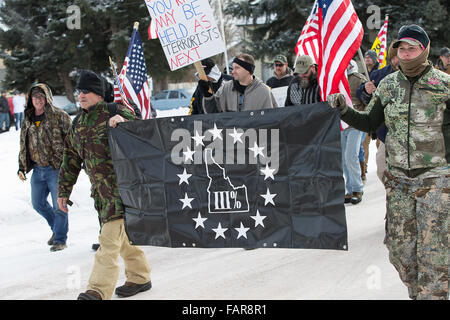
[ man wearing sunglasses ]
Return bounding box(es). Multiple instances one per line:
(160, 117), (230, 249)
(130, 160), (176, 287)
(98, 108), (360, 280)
(266, 54), (294, 89)
(57, 70), (151, 300)
(18, 84), (72, 252)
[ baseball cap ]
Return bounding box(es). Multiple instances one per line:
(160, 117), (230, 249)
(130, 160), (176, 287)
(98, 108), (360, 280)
(273, 54), (287, 64)
(440, 47), (450, 57)
(295, 55), (314, 74)
(393, 24), (430, 50)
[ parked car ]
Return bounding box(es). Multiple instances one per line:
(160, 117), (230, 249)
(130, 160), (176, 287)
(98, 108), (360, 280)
(150, 89), (191, 110)
(52, 95), (80, 115)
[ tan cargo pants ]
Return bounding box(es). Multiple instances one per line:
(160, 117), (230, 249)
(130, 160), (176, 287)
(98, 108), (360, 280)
(86, 218), (151, 300)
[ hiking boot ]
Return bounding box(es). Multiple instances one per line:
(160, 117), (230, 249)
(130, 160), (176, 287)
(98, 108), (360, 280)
(50, 243), (67, 252)
(47, 233), (55, 246)
(115, 281), (152, 298)
(344, 194), (352, 203)
(92, 243), (100, 251)
(77, 290), (102, 300)
(351, 191), (363, 205)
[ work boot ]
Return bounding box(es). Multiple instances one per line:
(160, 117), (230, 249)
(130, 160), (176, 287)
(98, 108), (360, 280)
(360, 162), (366, 181)
(344, 194), (352, 203)
(77, 290), (102, 300)
(47, 233), (55, 246)
(351, 191), (363, 205)
(115, 281), (152, 298)
(50, 243), (67, 252)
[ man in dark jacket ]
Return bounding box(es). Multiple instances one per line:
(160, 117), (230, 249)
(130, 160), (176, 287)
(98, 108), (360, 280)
(265, 54), (294, 89)
(189, 58), (232, 115)
(285, 55), (321, 106)
(0, 90), (10, 132)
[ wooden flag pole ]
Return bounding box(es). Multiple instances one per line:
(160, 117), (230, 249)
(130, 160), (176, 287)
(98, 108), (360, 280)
(358, 48), (370, 80)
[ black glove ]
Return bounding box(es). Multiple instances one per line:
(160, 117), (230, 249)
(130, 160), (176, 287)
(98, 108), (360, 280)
(198, 79), (213, 98)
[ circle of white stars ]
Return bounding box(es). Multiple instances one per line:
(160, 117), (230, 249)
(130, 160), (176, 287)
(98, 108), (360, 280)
(177, 122), (277, 241)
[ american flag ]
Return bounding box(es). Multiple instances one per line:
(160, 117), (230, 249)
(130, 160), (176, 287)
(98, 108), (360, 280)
(114, 27), (153, 119)
(317, 0), (364, 104)
(295, 0), (319, 63)
(148, 19), (158, 40)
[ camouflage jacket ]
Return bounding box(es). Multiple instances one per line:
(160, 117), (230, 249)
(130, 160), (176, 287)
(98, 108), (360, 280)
(341, 65), (450, 172)
(58, 101), (137, 224)
(19, 84), (71, 173)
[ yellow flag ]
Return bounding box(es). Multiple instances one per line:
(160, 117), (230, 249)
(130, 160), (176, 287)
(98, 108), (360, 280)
(370, 16), (389, 69)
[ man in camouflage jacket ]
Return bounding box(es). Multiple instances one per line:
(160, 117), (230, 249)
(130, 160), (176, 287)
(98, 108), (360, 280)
(57, 70), (151, 300)
(328, 25), (449, 300)
(18, 83), (71, 251)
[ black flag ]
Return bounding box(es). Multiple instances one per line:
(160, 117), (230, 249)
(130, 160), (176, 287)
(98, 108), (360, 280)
(109, 102), (347, 250)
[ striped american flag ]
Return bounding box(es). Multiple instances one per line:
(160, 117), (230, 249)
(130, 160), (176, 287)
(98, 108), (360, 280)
(148, 19), (158, 40)
(317, 0), (364, 104)
(113, 28), (152, 119)
(295, 0), (320, 63)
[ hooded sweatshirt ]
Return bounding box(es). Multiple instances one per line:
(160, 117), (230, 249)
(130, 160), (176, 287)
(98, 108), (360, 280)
(18, 84), (72, 173)
(203, 76), (278, 113)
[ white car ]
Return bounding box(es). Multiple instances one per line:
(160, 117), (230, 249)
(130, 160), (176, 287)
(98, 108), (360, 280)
(52, 95), (80, 115)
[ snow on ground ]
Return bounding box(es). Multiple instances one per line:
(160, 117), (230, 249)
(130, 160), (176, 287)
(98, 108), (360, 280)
(0, 108), (408, 300)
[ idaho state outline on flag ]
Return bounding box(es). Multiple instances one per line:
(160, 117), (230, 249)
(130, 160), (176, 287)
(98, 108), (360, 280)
(204, 148), (250, 214)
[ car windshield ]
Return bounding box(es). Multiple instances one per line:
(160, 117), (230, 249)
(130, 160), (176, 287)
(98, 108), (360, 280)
(153, 91), (168, 100)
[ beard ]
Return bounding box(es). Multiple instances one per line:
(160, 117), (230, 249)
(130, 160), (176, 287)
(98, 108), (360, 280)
(300, 75), (314, 89)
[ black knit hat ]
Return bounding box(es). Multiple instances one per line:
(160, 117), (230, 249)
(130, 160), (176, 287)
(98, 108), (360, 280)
(76, 70), (105, 98)
(393, 24), (430, 49)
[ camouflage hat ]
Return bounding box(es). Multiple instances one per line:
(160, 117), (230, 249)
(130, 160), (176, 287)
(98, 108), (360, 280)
(273, 54), (287, 64)
(295, 55), (314, 74)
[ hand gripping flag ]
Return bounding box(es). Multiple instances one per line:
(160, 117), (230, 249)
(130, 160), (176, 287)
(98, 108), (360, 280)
(114, 24), (153, 119)
(317, 0), (364, 105)
(370, 15), (389, 69)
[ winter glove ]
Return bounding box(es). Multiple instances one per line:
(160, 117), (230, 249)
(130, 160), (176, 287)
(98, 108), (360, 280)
(327, 93), (348, 115)
(18, 170), (26, 181)
(198, 79), (213, 98)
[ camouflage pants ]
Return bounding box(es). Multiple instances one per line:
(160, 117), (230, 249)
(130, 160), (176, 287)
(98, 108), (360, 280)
(383, 171), (449, 300)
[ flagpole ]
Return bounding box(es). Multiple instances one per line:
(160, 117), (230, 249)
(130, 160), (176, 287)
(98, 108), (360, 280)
(216, 0), (229, 74)
(293, 0), (318, 69)
(358, 48), (370, 80)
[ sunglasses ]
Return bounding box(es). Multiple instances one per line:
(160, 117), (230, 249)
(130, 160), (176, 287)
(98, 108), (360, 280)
(75, 89), (91, 95)
(274, 63), (285, 67)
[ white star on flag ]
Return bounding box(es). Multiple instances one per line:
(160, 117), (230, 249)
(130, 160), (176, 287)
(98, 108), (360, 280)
(208, 123), (223, 141)
(249, 141), (265, 159)
(250, 210), (267, 227)
(235, 222), (250, 239)
(183, 146), (195, 162)
(192, 130), (205, 147)
(212, 223), (228, 239)
(177, 168), (192, 185)
(260, 188), (277, 206)
(228, 127), (244, 144)
(179, 193), (194, 209)
(260, 163), (276, 181)
(192, 212), (207, 229)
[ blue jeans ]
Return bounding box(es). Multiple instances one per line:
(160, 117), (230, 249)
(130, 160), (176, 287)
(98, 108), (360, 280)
(31, 166), (68, 244)
(0, 113), (9, 130)
(341, 128), (364, 194)
(358, 132), (367, 162)
(14, 112), (23, 130)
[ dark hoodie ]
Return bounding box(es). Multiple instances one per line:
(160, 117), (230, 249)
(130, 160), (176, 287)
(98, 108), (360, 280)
(19, 84), (72, 173)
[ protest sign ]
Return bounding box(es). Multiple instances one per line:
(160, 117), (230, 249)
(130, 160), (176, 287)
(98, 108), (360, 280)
(145, 0), (226, 71)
